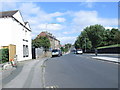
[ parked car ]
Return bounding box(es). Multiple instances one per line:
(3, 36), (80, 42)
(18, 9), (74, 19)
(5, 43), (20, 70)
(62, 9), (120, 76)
(76, 49), (83, 54)
(52, 49), (62, 57)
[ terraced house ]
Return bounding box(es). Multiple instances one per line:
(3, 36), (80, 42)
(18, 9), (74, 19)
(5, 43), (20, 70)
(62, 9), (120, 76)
(0, 10), (32, 61)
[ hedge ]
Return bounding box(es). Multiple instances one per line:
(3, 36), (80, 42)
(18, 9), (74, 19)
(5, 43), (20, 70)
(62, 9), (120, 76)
(0, 48), (9, 64)
(97, 44), (120, 49)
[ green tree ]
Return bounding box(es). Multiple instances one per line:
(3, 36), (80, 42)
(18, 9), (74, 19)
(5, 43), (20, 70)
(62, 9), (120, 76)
(84, 24), (105, 48)
(74, 24), (119, 50)
(74, 30), (92, 50)
(114, 29), (120, 44)
(61, 43), (72, 53)
(32, 36), (50, 51)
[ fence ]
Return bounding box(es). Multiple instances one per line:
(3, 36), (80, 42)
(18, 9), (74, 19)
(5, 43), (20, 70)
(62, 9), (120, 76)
(83, 47), (120, 54)
(97, 47), (120, 54)
(35, 48), (44, 59)
(32, 47), (52, 59)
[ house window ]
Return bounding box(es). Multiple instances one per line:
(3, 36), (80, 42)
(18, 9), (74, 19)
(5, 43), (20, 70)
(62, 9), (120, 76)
(26, 45), (29, 57)
(23, 45), (29, 58)
(23, 45), (26, 57)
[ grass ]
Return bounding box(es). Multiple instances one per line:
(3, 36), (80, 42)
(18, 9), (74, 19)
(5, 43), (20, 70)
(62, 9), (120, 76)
(97, 44), (120, 49)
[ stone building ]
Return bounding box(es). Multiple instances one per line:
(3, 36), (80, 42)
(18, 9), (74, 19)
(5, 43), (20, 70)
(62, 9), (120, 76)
(37, 32), (61, 50)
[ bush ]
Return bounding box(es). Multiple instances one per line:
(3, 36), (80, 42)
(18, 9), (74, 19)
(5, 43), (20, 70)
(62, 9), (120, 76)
(0, 48), (9, 64)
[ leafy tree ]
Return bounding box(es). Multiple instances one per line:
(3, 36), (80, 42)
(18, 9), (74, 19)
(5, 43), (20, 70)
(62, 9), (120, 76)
(65, 43), (72, 49)
(61, 43), (72, 53)
(84, 24), (105, 48)
(32, 36), (50, 51)
(74, 24), (119, 50)
(102, 29), (111, 45)
(114, 30), (120, 44)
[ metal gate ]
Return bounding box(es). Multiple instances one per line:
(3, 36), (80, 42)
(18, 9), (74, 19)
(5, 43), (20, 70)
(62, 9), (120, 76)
(32, 48), (36, 59)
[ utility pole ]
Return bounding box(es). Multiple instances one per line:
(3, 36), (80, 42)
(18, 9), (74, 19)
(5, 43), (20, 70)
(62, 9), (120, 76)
(85, 38), (86, 52)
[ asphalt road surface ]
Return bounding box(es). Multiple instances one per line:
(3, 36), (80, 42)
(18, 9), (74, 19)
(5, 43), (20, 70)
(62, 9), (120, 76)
(44, 53), (119, 88)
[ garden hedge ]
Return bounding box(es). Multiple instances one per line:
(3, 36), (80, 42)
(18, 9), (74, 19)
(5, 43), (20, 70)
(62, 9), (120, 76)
(0, 48), (9, 64)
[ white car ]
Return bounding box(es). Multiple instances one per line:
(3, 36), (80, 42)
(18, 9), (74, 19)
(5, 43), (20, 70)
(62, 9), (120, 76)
(76, 49), (83, 54)
(52, 49), (62, 57)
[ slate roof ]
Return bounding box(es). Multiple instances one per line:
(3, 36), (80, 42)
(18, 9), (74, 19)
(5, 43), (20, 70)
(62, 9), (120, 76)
(0, 10), (31, 31)
(0, 10), (18, 18)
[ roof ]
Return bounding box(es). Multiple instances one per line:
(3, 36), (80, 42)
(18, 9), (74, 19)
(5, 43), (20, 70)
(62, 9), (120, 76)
(0, 10), (31, 31)
(0, 10), (18, 18)
(39, 32), (47, 37)
(38, 32), (60, 42)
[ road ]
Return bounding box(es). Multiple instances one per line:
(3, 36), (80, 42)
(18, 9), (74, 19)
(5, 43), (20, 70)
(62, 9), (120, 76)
(1, 53), (119, 88)
(44, 53), (119, 88)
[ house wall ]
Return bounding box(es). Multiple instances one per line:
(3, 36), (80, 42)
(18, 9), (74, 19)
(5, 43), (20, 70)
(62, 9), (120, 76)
(0, 17), (13, 46)
(48, 37), (55, 49)
(13, 11), (25, 25)
(0, 14), (32, 61)
(55, 40), (60, 49)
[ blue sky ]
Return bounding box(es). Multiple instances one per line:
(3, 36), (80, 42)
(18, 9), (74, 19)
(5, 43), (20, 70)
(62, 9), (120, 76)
(1, 2), (118, 45)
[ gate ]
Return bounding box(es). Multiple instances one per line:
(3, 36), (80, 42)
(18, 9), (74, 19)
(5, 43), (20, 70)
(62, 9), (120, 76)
(32, 48), (36, 59)
(8, 44), (16, 61)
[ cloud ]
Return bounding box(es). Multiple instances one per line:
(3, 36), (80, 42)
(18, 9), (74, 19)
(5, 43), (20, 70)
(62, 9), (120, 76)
(105, 26), (118, 30)
(62, 10), (117, 37)
(38, 23), (65, 31)
(80, 2), (94, 8)
(72, 10), (117, 32)
(56, 17), (66, 22)
(1, 2), (118, 45)
(58, 36), (76, 45)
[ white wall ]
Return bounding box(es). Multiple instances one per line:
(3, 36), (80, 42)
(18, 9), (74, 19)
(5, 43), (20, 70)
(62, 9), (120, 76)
(0, 17), (13, 46)
(13, 11), (25, 25)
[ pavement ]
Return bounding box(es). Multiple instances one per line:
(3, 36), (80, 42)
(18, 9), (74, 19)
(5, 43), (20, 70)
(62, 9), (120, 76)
(0, 57), (49, 88)
(66, 52), (119, 63)
(91, 54), (119, 63)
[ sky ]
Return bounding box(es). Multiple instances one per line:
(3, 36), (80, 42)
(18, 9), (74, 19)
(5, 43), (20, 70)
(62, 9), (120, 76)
(1, 1), (118, 45)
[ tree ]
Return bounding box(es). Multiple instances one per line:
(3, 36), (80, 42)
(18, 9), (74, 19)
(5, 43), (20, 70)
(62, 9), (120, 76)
(74, 24), (119, 50)
(65, 43), (72, 49)
(84, 24), (105, 48)
(32, 36), (50, 51)
(74, 29), (92, 50)
(61, 43), (72, 53)
(114, 30), (120, 44)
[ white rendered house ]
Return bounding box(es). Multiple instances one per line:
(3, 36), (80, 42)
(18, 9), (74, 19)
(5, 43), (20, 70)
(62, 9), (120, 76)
(0, 10), (32, 61)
